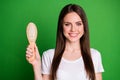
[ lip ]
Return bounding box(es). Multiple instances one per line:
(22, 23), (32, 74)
(69, 33), (78, 37)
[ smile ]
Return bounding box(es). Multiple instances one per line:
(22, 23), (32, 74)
(69, 33), (79, 37)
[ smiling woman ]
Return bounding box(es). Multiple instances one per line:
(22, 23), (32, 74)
(1, 0), (120, 80)
(26, 4), (104, 80)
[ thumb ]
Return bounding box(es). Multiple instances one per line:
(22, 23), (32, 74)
(34, 44), (40, 57)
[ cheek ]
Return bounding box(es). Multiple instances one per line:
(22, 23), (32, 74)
(79, 26), (84, 34)
(63, 27), (70, 33)
(63, 27), (70, 37)
(81, 28), (84, 33)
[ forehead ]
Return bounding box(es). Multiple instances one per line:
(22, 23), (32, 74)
(63, 12), (82, 22)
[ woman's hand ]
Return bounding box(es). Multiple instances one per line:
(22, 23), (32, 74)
(26, 43), (41, 67)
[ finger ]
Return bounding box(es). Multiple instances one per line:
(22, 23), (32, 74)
(26, 54), (34, 62)
(27, 47), (33, 53)
(26, 50), (33, 55)
(26, 54), (32, 59)
(34, 44), (37, 52)
(35, 44), (40, 53)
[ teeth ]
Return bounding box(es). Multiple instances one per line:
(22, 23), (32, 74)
(69, 33), (78, 37)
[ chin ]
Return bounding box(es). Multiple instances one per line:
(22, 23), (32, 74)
(67, 38), (80, 43)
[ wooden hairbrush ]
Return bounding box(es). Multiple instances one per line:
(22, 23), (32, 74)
(26, 22), (37, 61)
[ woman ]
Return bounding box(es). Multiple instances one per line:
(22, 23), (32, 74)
(26, 4), (104, 80)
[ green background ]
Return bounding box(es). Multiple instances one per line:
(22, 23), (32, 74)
(0, 0), (120, 80)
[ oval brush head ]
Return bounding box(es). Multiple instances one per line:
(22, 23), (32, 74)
(26, 22), (37, 44)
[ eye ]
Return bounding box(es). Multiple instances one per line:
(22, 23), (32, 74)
(64, 23), (71, 26)
(76, 22), (82, 26)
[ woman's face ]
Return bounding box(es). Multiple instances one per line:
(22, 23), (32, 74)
(63, 12), (84, 42)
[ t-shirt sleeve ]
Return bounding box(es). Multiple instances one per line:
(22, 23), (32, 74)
(41, 49), (54, 74)
(91, 48), (104, 73)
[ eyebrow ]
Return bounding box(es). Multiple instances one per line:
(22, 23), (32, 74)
(63, 21), (82, 23)
(76, 21), (82, 23)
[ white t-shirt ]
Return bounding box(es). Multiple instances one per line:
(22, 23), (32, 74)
(41, 48), (104, 80)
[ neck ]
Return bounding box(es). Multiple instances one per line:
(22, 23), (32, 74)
(65, 40), (81, 52)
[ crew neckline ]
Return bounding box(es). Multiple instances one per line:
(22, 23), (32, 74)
(62, 57), (82, 63)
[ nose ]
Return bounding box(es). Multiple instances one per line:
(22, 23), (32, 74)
(71, 25), (76, 32)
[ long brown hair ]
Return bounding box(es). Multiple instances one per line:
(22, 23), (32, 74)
(50, 4), (95, 80)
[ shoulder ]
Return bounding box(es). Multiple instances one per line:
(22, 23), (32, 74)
(90, 48), (101, 59)
(42, 49), (55, 56)
(42, 49), (55, 61)
(90, 48), (102, 65)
